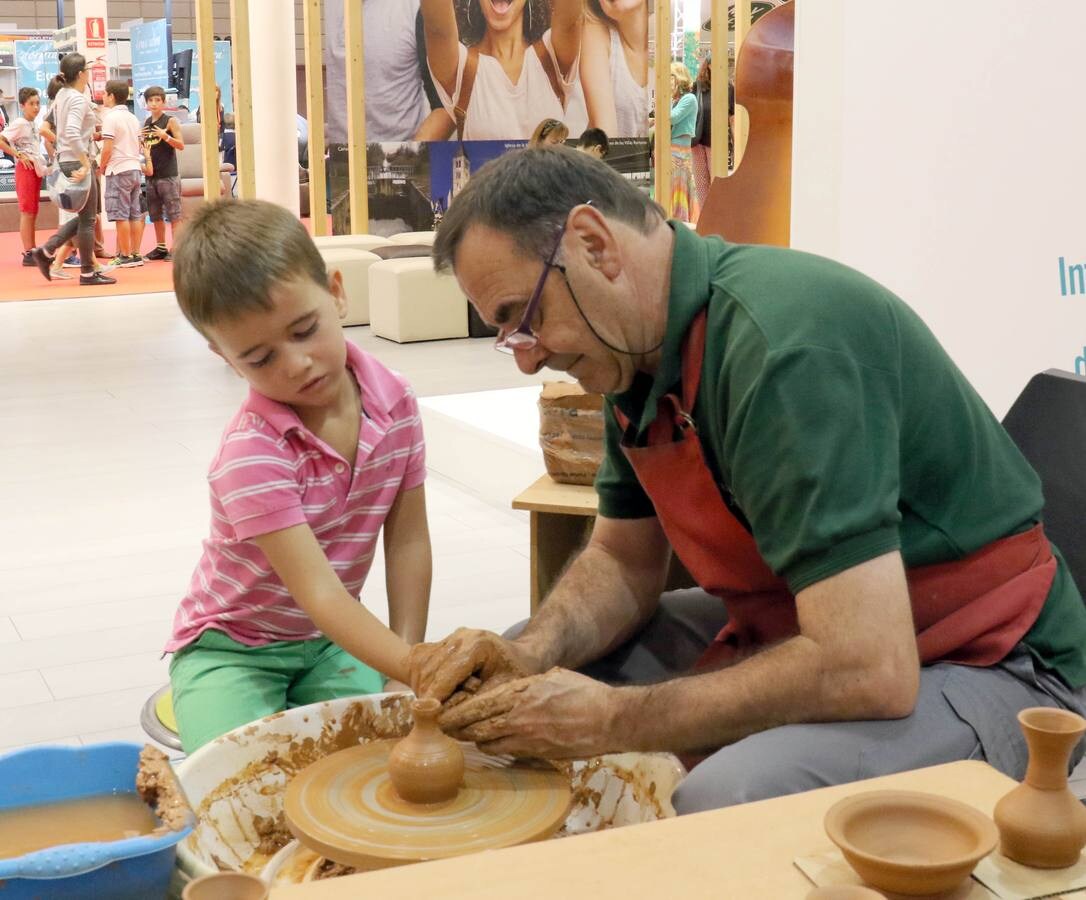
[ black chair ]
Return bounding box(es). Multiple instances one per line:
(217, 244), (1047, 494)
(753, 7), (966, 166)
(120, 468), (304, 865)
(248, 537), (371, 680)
(1001, 369), (1086, 594)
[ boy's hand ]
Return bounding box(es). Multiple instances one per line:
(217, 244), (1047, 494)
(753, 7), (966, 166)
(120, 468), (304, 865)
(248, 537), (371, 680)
(16, 152), (34, 170)
(152, 125), (170, 140)
(69, 166), (88, 183)
(406, 628), (538, 703)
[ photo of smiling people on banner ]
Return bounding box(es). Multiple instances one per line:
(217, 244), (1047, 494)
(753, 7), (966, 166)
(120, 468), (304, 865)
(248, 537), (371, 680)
(421, 0), (585, 141)
(580, 0), (649, 137)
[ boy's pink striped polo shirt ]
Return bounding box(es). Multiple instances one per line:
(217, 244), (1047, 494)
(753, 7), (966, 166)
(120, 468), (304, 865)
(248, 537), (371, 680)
(165, 342), (425, 652)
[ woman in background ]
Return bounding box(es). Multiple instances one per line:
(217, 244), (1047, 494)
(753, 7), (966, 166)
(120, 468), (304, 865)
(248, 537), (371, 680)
(421, 0), (582, 141)
(668, 61), (699, 223)
(529, 117), (569, 147)
(580, 0), (648, 137)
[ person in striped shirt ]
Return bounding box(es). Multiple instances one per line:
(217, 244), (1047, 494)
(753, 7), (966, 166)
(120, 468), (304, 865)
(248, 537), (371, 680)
(166, 199), (432, 752)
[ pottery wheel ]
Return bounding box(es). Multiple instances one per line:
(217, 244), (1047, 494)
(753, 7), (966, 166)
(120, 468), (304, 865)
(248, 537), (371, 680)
(283, 740), (572, 869)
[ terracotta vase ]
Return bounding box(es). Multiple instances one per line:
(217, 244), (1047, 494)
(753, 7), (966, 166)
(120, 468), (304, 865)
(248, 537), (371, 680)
(387, 697), (464, 804)
(994, 707), (1086, 868)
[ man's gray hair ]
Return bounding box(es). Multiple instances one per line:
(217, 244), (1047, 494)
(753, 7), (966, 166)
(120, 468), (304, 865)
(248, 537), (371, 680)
(432, 146), (665, 273)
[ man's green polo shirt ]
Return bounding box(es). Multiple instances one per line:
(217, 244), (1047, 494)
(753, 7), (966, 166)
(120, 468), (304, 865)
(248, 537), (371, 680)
(596, 223), (1086, 687)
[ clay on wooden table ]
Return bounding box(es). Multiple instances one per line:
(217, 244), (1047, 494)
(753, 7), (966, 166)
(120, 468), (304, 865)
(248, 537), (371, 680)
(994, 707), (1086, 868)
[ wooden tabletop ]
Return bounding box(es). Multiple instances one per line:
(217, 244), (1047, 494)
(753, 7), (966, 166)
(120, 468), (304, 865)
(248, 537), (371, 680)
(511, 475), (598, 517)
(270, 761), (1016, 899)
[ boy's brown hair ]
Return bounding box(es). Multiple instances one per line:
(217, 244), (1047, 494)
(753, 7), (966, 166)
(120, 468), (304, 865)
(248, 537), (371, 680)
(143, 85), (166, 101)
(17, 86), (39, 106)
(172, 199), (328, 335)
(104, 80), (129, 105)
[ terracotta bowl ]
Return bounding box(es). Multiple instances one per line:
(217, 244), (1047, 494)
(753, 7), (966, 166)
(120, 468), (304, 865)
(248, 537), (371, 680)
(824, 790), (998, 896)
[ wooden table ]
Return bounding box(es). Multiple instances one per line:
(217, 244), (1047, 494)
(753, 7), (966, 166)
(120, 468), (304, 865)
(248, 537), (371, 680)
(269, 760), (1017, 898)
(511, 474), (693, 612)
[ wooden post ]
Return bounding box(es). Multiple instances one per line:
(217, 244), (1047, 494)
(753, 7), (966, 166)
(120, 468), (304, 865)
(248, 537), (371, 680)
(229, 0), (255, 199)
(710, 0), (729, 178)
(344, 0), (368, 234)
(194, 0), (219, 202)
(654, 0), (671, 211)
(733, 0), (751, 168)
(302, 0), (328, 234)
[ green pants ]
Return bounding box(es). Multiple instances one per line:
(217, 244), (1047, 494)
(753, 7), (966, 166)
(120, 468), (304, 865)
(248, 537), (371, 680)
(169, 629), (385, 753)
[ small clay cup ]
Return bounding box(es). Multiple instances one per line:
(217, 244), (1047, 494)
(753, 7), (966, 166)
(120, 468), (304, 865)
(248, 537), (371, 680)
(824, 790), (997, 896)
(994, 707), (1086, 868)
(182, 872), (270, 900)
(387, 697), (465, 804)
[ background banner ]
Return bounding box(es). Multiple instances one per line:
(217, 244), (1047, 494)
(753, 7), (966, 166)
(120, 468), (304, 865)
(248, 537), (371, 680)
(791, 1), (1086, 416)
(172, 39), (234, 117)
(130, 19), (170, 122)
(323, 0), (650, 144)
(14, 40), (53, 100)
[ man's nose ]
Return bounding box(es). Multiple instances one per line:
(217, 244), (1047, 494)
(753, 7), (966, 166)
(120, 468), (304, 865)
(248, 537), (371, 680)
(514, 344), (548, 376)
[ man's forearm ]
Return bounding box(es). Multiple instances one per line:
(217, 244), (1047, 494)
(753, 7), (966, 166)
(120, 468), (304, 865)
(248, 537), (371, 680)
(516, 543), (662, 673)
(614, 632), (912, 753)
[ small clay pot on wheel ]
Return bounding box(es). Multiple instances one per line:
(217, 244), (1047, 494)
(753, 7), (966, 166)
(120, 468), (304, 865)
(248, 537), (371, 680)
(183, 872), (269, 900)
(994, 707), (1086, 868)
(388, 697), (465, 804)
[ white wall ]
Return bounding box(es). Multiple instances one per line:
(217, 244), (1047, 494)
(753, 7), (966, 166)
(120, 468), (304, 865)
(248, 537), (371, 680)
(791, 2), (1086, 417)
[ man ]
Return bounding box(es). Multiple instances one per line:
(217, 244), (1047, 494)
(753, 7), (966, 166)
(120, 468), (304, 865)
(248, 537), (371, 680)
(408, 146), (1086, 814)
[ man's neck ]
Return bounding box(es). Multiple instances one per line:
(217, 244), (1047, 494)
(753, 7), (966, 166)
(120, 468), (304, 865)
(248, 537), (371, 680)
(628, 221), (675, 376)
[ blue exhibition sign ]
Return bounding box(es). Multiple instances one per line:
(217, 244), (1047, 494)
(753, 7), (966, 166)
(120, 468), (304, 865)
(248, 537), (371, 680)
(14, 40), (53, 99)
(131, 18), (170, 121)
(173, 39), (234, 117)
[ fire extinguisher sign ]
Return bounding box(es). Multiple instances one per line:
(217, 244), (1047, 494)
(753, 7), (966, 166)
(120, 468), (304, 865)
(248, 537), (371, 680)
(85, 17), (106, 49)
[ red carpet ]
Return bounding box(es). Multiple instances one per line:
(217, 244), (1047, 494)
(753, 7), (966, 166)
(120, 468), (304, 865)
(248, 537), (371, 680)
(0, 215), (331, 303)
(0, 227), (174, 302)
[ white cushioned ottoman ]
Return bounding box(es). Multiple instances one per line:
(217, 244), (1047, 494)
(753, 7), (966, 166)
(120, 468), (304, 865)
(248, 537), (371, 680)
(387, 230), (436, 246)
(318, 248), (381, 326)
(368, 257), (469, 342)
(313, 234), (393, 254)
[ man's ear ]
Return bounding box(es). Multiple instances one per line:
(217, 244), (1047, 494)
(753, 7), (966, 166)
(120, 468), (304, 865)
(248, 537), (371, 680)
(328, 268), (348, 319)
(566, 202), (622, 281)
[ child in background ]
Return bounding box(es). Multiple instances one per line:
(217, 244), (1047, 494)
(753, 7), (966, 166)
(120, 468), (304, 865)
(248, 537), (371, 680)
(167, 199), (432, 753)
(577, 126), (609, 159)
(0, 87), (47, 266)
(142, 85), (185, 260)
(99, 80), (149, 266)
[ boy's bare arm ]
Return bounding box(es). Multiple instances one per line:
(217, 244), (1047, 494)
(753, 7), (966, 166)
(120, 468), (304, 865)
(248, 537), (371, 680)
(168, 116), (185, 150)
(253, 523), (412, 682)
(382, 484), (431, 646)
(99, 136), (114, 170)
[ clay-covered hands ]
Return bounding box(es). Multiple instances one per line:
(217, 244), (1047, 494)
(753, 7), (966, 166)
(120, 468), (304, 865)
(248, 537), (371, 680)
(438, 668), (620, 759)
(406, 627), (539, 702)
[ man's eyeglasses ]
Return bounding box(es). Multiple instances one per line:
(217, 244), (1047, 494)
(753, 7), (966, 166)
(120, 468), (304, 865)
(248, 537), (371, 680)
(494, 215), (574, 355)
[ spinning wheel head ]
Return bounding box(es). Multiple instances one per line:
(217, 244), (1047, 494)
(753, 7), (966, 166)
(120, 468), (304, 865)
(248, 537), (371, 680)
(283, 741), (572, 869)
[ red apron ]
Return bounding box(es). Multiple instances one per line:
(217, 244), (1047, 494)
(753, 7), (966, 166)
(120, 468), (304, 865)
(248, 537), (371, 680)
(616, 311), (1055, 670)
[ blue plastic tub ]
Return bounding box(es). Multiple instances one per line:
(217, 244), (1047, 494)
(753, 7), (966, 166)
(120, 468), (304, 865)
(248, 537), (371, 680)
(0, 742), (193, 900)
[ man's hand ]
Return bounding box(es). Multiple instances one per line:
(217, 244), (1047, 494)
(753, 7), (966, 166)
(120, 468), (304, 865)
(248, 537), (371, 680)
(439, 668), (619, 759)
(17, 153), (34, 170)
(68, 166), (87, 183)
(406, 628), (539, 702)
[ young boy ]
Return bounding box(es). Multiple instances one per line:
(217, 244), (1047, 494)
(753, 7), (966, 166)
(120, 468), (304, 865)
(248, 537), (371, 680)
(577, 127), (609, 160)
(167, 199), (432, 752)
(99, 80), (149, 266)
(142, 85), (185, 260)
(0, 87), (46, 265)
